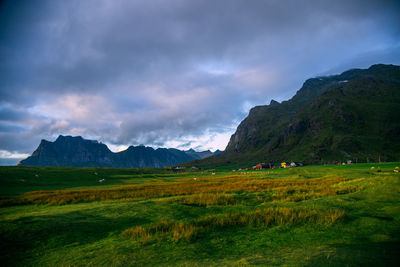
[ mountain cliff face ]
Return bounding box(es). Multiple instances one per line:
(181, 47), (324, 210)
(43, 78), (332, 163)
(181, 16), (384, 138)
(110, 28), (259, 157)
(195, 64), (400, 166)
(20, 136), (115, 167)
(115, 146), (195, 168)
(18, 136), (217, 168)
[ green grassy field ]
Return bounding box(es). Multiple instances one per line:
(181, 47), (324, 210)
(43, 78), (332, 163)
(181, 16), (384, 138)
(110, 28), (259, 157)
(1, 163), (399, 266)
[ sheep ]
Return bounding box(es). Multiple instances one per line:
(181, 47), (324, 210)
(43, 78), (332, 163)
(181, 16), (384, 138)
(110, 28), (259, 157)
(98, 179), (105, 183)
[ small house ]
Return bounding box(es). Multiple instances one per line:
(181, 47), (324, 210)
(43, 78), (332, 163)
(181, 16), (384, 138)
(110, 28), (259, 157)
(255, 163), (273, 169)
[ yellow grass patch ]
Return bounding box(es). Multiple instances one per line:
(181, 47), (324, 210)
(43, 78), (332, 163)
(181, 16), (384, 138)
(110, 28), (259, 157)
(1, 176), (358, 206)
(122, 207), (345, 242)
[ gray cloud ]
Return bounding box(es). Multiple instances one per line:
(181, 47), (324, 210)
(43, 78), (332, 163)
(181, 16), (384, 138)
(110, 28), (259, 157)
(1, 0), (400, 157)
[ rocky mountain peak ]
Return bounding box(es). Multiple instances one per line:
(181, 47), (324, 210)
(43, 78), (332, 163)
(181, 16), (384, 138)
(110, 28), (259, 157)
(197, 64), (400, 166)
(19, 136), (220, 168)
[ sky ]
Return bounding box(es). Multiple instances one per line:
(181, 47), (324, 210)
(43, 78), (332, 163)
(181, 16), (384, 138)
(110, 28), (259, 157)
(1, 0), (400, 164)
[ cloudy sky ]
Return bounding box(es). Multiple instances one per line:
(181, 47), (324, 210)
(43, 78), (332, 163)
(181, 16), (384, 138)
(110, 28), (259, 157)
(1, 0), (400, 164)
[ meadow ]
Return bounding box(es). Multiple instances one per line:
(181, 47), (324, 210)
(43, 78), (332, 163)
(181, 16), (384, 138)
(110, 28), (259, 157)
(0, 163), (399, 266)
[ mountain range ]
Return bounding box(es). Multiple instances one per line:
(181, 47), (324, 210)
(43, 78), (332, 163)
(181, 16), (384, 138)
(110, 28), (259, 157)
(190, 64), (400, 167)
(18, 135), (220, 168)
(18, 64), (400, 168)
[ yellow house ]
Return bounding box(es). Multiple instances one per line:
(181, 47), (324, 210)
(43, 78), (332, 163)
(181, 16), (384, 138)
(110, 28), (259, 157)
(281, 162), (287, 168)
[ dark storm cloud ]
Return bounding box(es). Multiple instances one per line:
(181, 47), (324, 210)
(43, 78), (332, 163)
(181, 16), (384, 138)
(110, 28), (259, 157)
(0, 104), (26, 121)
(1, 0), (400, 157)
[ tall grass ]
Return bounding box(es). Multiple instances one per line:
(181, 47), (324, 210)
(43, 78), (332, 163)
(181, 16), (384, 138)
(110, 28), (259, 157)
(270, 185), (358, 202)
(0, 176), (357, 206)
(122, 207), (345, 242)
(177, 192), (235, 206)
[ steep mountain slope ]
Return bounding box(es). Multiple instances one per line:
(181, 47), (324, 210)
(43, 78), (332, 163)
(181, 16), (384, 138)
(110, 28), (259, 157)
(19, 136), (115, 167)
(194, 64), (400, 166)
(115, 146), (195, 168)
(18, 135), (217, 168)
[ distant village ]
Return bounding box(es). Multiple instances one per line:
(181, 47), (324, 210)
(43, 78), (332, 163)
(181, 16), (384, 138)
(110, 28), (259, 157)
(172, 160), (353, 171)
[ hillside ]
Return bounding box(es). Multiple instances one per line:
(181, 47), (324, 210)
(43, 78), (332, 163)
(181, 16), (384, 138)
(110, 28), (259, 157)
(18, 135), (217, 168)
(192, 64), (400, 167)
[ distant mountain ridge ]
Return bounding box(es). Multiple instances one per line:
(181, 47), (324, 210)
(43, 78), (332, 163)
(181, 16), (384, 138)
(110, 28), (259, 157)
(184, 148), (222, 160)
(18, 135), (219, 168)
(191, 64), (400, 166)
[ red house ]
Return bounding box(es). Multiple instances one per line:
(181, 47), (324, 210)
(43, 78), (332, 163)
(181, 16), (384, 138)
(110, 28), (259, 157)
(255, 163), (272, 170)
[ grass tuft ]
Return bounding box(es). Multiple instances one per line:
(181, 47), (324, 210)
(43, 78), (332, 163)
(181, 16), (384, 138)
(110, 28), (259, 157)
(122, 208), (345, 242)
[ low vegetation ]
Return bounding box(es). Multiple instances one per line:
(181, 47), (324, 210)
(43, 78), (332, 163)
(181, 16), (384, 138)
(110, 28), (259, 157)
(0, 163), (399, 266)
(122, 207), (345, 242)
(1, 174), (357, 206)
